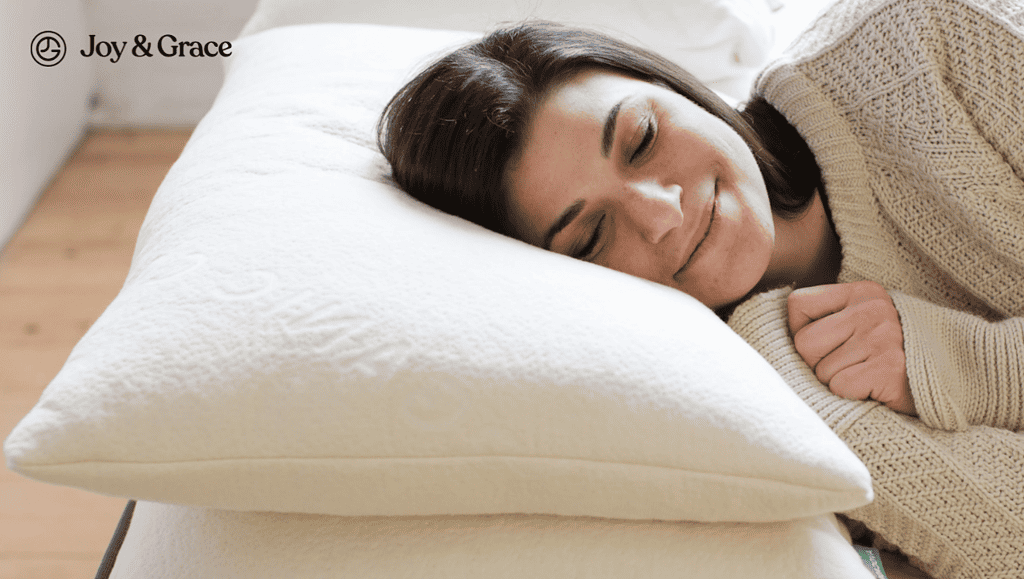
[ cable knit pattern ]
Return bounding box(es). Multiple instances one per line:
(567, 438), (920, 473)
(754, 0), (1024, 433)
(729, 290), (1024, 579)
(727, 0), (1024, 575)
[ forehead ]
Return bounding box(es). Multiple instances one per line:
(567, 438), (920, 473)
(536, 69), (645, 122)
(507, 71), (653, 243)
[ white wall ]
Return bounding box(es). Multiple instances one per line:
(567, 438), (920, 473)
(1, 0), (259, 250)
(1, 0), (94, 251)
(84, 0), (258, 126)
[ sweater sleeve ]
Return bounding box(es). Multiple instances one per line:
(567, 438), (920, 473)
(892, 291), (1024, 432)
(874, 0), (1024, 433)
(728, 288), (1024, 579)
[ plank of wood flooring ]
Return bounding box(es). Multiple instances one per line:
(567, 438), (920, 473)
(1, 128), (190, 579)
(0, 559), (107, 579)
(0, 505), (128, 554)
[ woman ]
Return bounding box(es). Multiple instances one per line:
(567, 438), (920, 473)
(377, 0), (1024, 577)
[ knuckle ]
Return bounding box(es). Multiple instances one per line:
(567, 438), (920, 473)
(786, 293), (801, 315)
(787, 289), (808, 311)
(830, 372), (868, 401)
(792, 332), (823, 369)
(815, 362), (834, 385)
(860, 299), (887, 317)
(854, 297), (897, 324)
(868, 318), (904, 345)
(855, 279), (884, 292)
(881, 348), (907, 372)
(883, 318), (904, 338)
(792, 330), (812, 358)
(851, 280), (888, 301)
(827, 373), (854, 398)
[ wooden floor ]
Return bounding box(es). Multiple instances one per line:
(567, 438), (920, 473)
(0, 128), (192, 579)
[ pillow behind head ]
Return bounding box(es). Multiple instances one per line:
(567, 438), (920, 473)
(238, 0), (777, 101)
(4, 23), (871, 522)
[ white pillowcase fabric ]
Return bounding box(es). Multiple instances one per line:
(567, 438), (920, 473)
(110, 502), (876, 579)
(238, 0), (778, 101)
(5, 23), (871, 523)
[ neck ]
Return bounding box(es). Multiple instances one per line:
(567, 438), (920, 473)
(758, 190), (842, 292)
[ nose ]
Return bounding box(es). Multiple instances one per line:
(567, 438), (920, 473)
(623, 180), (684, 244)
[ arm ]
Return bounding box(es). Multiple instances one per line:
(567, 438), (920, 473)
(728, 288), (1024, 579)
(880, 0), (1024, 432)
(786, 281), (1024, 432)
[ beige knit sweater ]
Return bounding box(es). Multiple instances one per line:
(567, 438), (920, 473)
(727, 0), (1024, 577)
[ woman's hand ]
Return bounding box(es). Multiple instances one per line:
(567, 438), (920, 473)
(787, 281), (916, 415)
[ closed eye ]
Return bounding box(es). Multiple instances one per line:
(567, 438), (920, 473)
(572, 213), (606, 260)
(629, 115), (656, 164)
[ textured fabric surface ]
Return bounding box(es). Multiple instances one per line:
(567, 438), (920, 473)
(238, 0), (779, 101)
(108, 501), (875, 579)
(756, 0), (1024, 433)
(3, 23), (872, 523)
(729, 0), (1024, 575)
(731, 291), (1024, 579)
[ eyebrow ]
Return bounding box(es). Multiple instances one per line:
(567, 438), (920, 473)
(542, 198), (586, 250)
(601, 100), (623, 158)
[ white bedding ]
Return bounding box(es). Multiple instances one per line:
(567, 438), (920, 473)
(94, 11), (871, 579)
(239, 0), (776, 101)
(6, 22), (872, 523)
(239, 0), (836, 102)
(110, 501), (873, 579)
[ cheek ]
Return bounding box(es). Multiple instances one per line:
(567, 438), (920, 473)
(683, 195), (773, 308)
(724, 196), (774, 281)
(600, 241), (658, 282)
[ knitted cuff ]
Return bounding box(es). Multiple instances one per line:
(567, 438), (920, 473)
(727, 288), (877, 435)
(891, 290), (1024, 432)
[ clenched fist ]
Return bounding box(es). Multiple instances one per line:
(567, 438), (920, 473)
(787, 280), (916, 415)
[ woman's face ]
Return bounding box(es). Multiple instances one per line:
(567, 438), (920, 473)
(506, 70), (775, 310)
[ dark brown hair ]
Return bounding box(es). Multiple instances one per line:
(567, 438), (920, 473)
(377, 21), (819, 239)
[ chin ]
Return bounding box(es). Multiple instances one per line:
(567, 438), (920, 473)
(695, 279), (764, 317)
(685, 284), (748, 313)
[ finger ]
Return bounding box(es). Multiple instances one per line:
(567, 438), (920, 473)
(811, 332), (870, 385)
(865, 350), (916, 415)
(828, 355), (916, 416)
(788, 284), (854, 334)
(792, 306), (857, 371)
(886, 383), (917, 416)
(826, 363), (875, 402)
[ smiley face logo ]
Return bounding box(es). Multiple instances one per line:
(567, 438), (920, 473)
(31, 31), (66, 67)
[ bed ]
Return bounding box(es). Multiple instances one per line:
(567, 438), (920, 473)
(4, 0), (942, 577)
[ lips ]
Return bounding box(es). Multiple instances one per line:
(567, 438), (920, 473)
(673, 179), (718, 281)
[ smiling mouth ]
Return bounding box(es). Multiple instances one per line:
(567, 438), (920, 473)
(673, 182), (718, 281)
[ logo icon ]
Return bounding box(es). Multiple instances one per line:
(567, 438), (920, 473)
(31, 31), (66, 67)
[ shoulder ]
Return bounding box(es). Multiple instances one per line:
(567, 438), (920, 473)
(773, 0), (1022, 65)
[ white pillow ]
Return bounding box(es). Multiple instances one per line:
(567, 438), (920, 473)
(239, 0), (777, 101)
(109, 502), (877, 579)
(4, 23), (871, 522)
